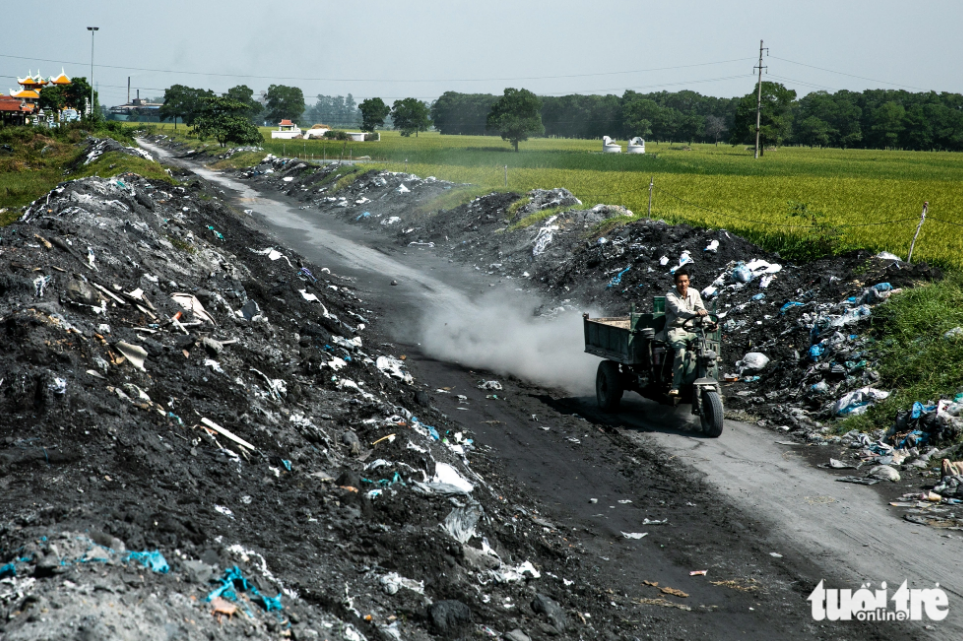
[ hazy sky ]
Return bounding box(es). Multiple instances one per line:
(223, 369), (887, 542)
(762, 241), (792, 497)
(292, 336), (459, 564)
(4, 0), (961, 107)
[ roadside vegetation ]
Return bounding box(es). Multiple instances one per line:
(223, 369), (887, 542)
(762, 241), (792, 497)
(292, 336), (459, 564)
(0, 121), (162, 224)
(843, 271), (963, 433)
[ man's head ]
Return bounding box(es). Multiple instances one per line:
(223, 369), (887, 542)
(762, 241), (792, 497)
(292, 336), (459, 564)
(674, 269), (691, 296)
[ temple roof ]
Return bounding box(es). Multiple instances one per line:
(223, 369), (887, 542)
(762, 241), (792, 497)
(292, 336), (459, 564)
(49, 69), (71, 85)
(18, 71), (47, 87)
(10, 88), (40, 100)
(279, 119), (295, 126)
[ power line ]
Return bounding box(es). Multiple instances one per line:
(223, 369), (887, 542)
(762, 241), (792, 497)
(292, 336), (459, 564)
(769, 56), (926, 92)
(0, 52), (754, 84)
(767, 73), (840, 92)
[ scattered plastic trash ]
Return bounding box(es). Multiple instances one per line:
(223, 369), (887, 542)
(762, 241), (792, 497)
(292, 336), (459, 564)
(833, 387), (890, 416)
(944, 327), (963, 341)
(376, 356), (413, 384)
(736, 352), (769, 373)
(206, 225), (224, 240)
(780, 301), (804, 314)
(621, 532), (648, 540)
(868, 466), (901, 482)
(442, 503), (483, 543)
(704, 240), (719, 253)
(478, 380), (503, 390)
(125, 550), (170, 574)
(171, 293), (215, 324)
(876, 251), (901, 261)
(206, 565), (283, 612)
(115, 341), (148, 371)
(485, 561), (541, 584)
(607, 266), (631, 287)
(380, 572), (425, 595)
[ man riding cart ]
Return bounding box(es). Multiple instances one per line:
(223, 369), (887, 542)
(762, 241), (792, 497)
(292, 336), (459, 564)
(582, 268), (725, 436)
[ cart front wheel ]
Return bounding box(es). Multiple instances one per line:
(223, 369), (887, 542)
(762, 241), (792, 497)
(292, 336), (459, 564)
(596, 361), (623, 412)
(700, 389), (724, 437)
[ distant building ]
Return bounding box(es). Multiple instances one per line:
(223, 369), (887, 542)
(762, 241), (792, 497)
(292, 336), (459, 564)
(271, 119), (302, 139)
(303, 124), (331, 139)
(6, 69), (78, 126)
(108, 90), (163, 122)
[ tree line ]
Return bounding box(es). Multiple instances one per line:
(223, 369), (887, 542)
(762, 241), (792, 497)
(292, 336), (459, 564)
(430, 85), (963, 151)
(158, 82), (963, 152)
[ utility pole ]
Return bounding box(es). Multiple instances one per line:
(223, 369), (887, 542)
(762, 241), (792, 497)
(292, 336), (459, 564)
(753, 39), (768, 159)
(87, 26), (99, 119)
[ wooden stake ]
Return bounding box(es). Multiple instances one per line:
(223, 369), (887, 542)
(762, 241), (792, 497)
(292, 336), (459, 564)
(907, 201), (928, 263)
(647, 176), (654, 218)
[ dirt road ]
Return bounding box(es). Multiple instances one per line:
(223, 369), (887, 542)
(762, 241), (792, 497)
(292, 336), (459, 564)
(139, 139), (954, 639)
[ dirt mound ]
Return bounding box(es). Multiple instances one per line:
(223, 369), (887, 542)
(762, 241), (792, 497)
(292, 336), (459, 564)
(0, 154), (636, 640)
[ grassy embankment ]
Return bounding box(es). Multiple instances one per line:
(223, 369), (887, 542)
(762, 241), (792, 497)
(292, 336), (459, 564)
(0, 122), (172, 224)
(843, 271), (963, 433)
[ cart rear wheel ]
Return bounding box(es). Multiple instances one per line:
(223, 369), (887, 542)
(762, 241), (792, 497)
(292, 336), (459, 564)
(700, 389), (724, 437)
(596, 361), (623, 412)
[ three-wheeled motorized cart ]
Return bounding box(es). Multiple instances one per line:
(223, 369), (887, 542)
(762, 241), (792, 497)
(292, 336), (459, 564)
(582, 297), (725, 437)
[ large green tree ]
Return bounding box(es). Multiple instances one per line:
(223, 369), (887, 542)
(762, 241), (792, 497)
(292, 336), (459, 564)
(159, 85), (214, 128)
(391, 98), (431, 137)
(486, 88), (543, 151)
(730, 81), (797, 154)
(190, 96), (263, 146)
(223, 85), (263, 124)
(622, 98), (659, 139)
(359, 97), (390, 131)
(264, 84), (305, 124)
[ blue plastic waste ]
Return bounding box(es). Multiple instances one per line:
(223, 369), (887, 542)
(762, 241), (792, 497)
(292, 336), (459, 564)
(356, 212), (371, 220)
(809, 344), (825, 361)
(206, 565), (283, 612)
(206, 225), (224, 240)
(281, 460), (292, 471)
(732, 264), (752, 283)
(911, 401), (924, 419)
(0, 563), (15, 578)
(780, 301), (804, 314)
(607, 266), (631, 288)
(873, 282), (893, 292)
(811, 381), (829, 393)
(751, 293), (766, 301)
(125, 550), (169, 574)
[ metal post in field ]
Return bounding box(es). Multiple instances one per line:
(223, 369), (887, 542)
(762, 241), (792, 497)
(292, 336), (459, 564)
(87, 26), (99, 119)
(907, 201), (928, 263)
(648, 177), (654, 217)
(504, 165), (508, 188)
(405, 158), (408, 173)
(753, 39), (768, 159)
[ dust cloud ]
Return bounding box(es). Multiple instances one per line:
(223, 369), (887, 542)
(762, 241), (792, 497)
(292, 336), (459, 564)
(418, 288), (600, 395)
